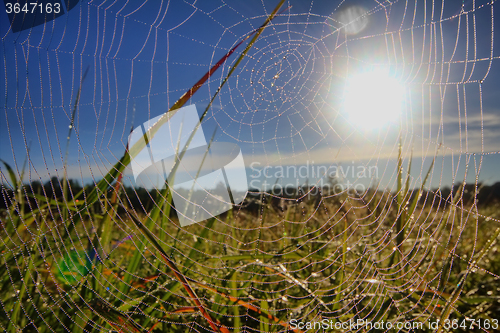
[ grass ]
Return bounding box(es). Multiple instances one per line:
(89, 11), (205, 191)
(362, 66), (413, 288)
(1, 0), (500, 331)
(1, 158), (500, 332)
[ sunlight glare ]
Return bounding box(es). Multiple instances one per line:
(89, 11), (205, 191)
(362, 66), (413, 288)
(344, 69), (404, 129)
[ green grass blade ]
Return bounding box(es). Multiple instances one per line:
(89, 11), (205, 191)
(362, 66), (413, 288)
(1, 159), (18, 190)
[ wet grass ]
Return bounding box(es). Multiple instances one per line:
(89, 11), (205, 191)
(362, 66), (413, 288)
(1, 162), (499, 332)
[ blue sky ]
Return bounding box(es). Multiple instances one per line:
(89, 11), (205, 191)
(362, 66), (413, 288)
(1, 0), (499, 192)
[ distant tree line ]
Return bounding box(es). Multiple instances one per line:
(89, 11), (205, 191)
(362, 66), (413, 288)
(1, 177), (499, 214)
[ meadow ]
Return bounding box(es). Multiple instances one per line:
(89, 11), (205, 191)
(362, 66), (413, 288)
(1, 165), (499, 332)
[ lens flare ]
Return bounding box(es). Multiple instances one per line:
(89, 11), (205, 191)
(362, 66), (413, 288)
(337, 6), (369, 35)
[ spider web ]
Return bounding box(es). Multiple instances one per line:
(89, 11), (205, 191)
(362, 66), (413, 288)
(1, 0), (500, 332)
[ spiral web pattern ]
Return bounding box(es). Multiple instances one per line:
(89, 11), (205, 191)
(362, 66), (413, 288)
(1, 0), (500, 332)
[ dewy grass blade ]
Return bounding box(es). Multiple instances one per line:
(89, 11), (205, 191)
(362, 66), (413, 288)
(100, 125), (134, 260)
(394, 135), (404, 264)
(0, 159), (18, 192)
(62, 66), (89, 222)
(123, 206), (229, 333)
(6, 214), (46, 331)
(388, 145), (436, 270)
(1, 159), (23, 234)
(229, 269), (241, 331)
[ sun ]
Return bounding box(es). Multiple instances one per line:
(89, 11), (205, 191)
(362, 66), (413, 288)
(344, 68), (405, 130)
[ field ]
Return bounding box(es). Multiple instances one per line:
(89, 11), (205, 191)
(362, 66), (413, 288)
(1, 167), (499, 332)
